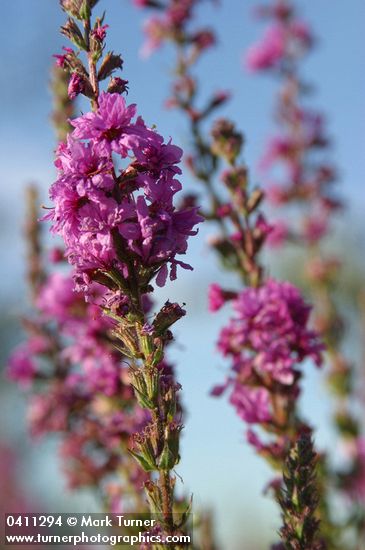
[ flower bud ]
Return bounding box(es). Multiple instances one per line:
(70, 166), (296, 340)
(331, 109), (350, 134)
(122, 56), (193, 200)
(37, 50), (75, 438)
(153, 301), (186, 335)
(60, 0), (84, 19)
(90, 36), (103, 63)
(221, 166), (248, 190)
(144, 480), (162, 515)
(112, 323), (140, 358)
(157, 423), (182, 470)
(68, 72), (93, 99)
(247, 188), (264, 213)
(208, 90), (231, 110)
(61, 0), (99, 20)
(129, 366), (159, 410)
(65, 53), (88, 76)
(211, 119), (244, 164)
(107, 77), (129, 94)
(130, 427), (158, 472)
(191, 29), (216, 51)
(98, 52), (123, 81)
(161, 381), (180, 422)
(150, 338), (164, 367)
(61, 18), (87, 50)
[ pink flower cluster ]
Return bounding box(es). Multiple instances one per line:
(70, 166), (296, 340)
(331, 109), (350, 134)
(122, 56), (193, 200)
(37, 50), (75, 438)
(212, 279), (323, 425)
(45, 92), (202, 295)
(134, 0), (215, 56)
(9, 274), (122, 396)
(245, 11), (312, 71)
(7, 271), (150, 493)
(245, 1), (340, 248)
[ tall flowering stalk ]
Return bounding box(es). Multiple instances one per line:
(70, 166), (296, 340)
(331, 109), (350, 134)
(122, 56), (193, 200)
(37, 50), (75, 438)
(8, 34), (150, 513)
(9, 0), (203, 543)
(132, 1), (326, 546)
(244, 0), (340, 251)
(52, 0), (203, 539)
(244, 1), (365, 545)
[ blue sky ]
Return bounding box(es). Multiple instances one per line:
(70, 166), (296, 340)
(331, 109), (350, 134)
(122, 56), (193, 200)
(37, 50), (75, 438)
(1, 1), (365, 548)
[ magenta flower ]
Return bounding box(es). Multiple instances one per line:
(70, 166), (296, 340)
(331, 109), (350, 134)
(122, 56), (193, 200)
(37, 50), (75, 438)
(91, 23), (109, 42)
(45, 92), (202, 294)
(36, 273), (80, 323)
(208, 283), (226, 312)
(213, 279), (324, 427)
(53, 46), (74, 68)
(245, 17), (313, 73)
(133, 138), (183, 176)
(208, 284), (237, 312)
(71, 93), (150, 156)
(68, 72), (84, 99)
(28, 390), (72, 438)
(228, 279), (323, 377)
(136, 0), (215, 59)
(141, 17), (170, 57)
(6, 335), (50, 387)
(229, 383), (272, 424)
(7, 346), (37, 388)
(54, 138), (115, 194)
(12, 273), (125, 397)
(245, 24), (286, 71)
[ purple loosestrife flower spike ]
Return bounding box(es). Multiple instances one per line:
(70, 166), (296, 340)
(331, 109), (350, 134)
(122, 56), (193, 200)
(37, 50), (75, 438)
(42, 1), (202, 541)
(245, 1), (365, 544)
(45, 91), (202, 297)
